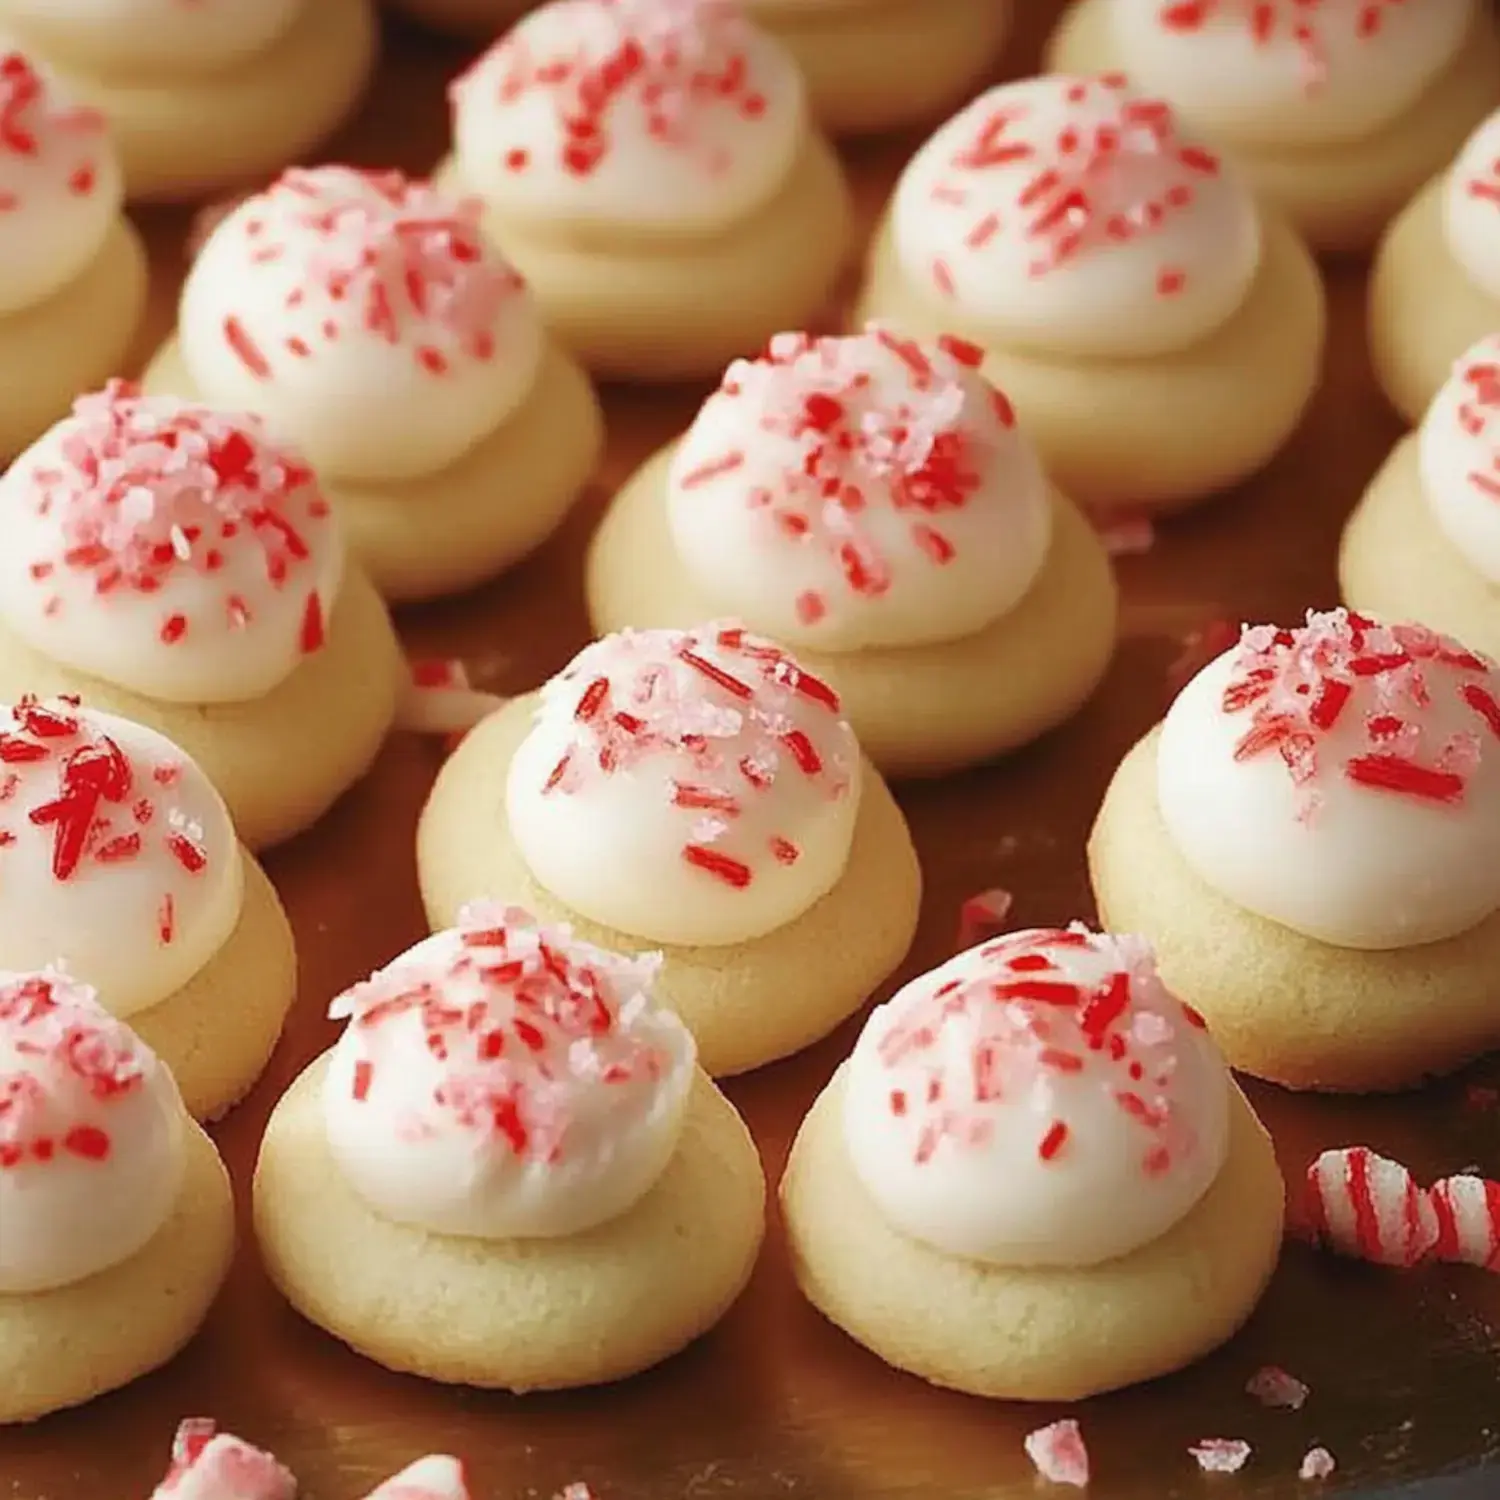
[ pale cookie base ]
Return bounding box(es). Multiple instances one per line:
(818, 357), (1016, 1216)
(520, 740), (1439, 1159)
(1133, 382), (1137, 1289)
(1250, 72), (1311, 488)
(388, 0), (535, 34)
(1369, 177), (1500, 428)
(1090, 727), (1500, 1092)
(0, 0), (377, 201)
(0, 1121), (235, 1425)
(254, 1058), (765, 1391)
(125, 851), (298, 1122)
(143, 338), (604, 605)
(587, 449), (1119, 777)
(747, 0), (1011, 137)
(781, 1067), (1283, 1401)
(0, 218), (146, 463)
(1340, 436), (1500, 661)
(0, 565), (403, 852)
(438, 132), (854, 382)
(417, 696), (922, 1077)
(855, 210), (1326, 514)
(1047, 0), (1500, 256)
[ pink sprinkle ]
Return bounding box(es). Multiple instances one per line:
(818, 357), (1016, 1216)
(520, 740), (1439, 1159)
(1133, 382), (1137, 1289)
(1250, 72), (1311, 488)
(1299, 1447), (1337, 1482)
(1189, 1439), (1251, 1475)
(1024, 1419), (1089, 1488)
(1246, 1365), (1308, 1411)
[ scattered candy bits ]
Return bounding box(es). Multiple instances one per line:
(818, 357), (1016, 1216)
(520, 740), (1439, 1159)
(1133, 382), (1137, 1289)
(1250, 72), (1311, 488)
(1189, 1439), (1252, 1475)
(150, 1420), (296, 1500)
(954, 886), (1013, 950)
(1246, 1365), (1309, 1412)
(396, 658), (506, 738)
(1024, 1419), (1090, 1489)
(1299, 1447), (1338, 1482)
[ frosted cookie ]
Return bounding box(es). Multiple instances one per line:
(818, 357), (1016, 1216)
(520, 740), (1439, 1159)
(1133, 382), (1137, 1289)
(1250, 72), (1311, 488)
(856, 74), (1326, 514)
(0, 53), (144, 462)
(150, 1421), (296, 1500)
(254, 904), (765, 1391)
(143, 168), (603, 604)
(0, 0), (376, 201)
(389, 0), (533, 35)
(416, 624), (921, 1075)
(1342, 338), (1500, 663)
(441, 0), (854, 381)
(781, 925), (1284, 1401)
(589, 327), (1119, 777)
(744, 0), (1012, 138)
(1370, 107), (1500, 424)
(1090, 609), (1500, 1092)
(0, 972), (235, 1424)
(0, 383), (404, 850)
(0, 696), (296, 1119)
(1047, 0), (1500, 255)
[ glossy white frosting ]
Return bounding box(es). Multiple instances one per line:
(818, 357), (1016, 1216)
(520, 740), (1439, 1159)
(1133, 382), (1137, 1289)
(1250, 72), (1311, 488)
(323, 904), (696, 1240)
(1157, 609), (1500, 949)
(151, 1420), (299, 1500)
(0, 698), (243, 1019)
(666, 327), (1052, 652)
(363, 1457), (470, 1500)
(1106, 0), (1474, 147)
(179, 167), (544, 484)
(506, 624), (861, 946)
(0, 383), (342, 706)
(0, 969), (186, 1295)
(450, 0), (807, 232)
(842, 925), (1230, 1268)
(1418, 336), (1500, 584)
(1443, 107), (1500, 304)
(892, 74), (1262, 359)
(0, 52), (121, 315)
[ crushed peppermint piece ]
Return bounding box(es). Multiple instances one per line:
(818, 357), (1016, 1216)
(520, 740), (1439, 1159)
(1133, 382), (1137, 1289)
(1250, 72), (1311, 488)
(1299, 1447), (1337, 1481)
(397, 658), (506, 736)
(1024, 1418), (1090, 1488)
(1189, 1439), (1251, 1474)
(1306, 1146), (1438, 1269)
(1429, 1173), (1500, 1270)
(151, 1420), (296, 1499)
(362, 1455), (471, 1500)
(956, 887), (1014, 950)
(1246, 1365), (1309, 1410)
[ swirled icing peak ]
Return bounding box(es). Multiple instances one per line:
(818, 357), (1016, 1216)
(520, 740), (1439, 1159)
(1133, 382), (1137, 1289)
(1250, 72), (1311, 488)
(1108, 0), (1474, 145)
(0, 969), (186, 1294)
(450, 0), (806, 231)
(0, 51), (121, 315)
(151, 1420), (298, 1500)
(0, 382), (341, 705)
(842, 925), (1230, 1267)
(322, 904), (696, 1240)
(0, 696), (243, 1018)
(1418, 336), (1500, 584)
(180, 167), (543, 483)
(505, 624), (861, 946)
(1157, 608), (1500, 948)
(1444, 108), (1500, 303)
(666, 326), (1052, 652)
(892, 74), (1262, 358)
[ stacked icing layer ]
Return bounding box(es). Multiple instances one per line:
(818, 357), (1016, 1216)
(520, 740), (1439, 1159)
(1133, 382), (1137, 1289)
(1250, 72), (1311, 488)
(1418, 337), (1500, 582)
(1444, 109), (1500, 302)
(450, 0), (807, 231)
(892, 74), (1262, 357)
(1158, 608), (1500, 947)
(0, 969), (186, 1294)
(0, 50), (121, 315)
(150, 1419), (298, 1500)
(322, 904), (697, 1239)
(0, 697), (242, 1017)
(180, 167), (543, 481)
(666, 327), (1051, 651)
(506, 624), (861, 945)
(1106, 0), (1474, 144)
(0, 382), (340, 704)
(842, 925), (1230, 1266)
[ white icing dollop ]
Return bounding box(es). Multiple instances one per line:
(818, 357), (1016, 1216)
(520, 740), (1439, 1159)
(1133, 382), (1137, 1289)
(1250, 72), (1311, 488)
(1157, 609), (1500, 949)
(892, 74), (1263, 359)
(0, 969), (186, 1295)
(322, 905), (696, 1240)
(150, 1420), (298, 1500)
(0, 52), (121, 315)
(506, 624), (861, 947)
(1418, 336), (1500, 583)
(666, 327), (1052, 652)
(0, 0), (302, 72)
(1106, 0), (1474, 147)
(363, 1458), (470, 1500)
(450, 0), (807, 233)
(1443, 107), (1500, 304)
(0, 698), (243, 1019)
(842, 925), (1230, 1268)
(0, 383), (343, 706)
(179, 167), (544, 484)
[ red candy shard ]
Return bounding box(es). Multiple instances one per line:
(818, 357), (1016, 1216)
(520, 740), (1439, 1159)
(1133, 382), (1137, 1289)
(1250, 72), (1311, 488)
(1305, 1147), (1438, 1269)
(1428, 1174), (1500, 1271)
(956, 886), (1014, 950)
(1024, 1419), (1089, 1488)
(152, 1418), (296, 1500)
(396, 657), (505, 737)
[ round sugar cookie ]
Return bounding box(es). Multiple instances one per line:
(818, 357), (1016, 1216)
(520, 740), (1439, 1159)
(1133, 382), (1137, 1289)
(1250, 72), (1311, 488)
(587, 448), (1118, 777)
(746, 0), (1012, 137)
(781, 1066), (1283, 1402)
(254, 1059), (764, 1392)
(1090, 727), (1500, 1092)
(0, 1120), (234, 1425)
(1047, 0), (1500, 256)
(417, 693), (921, 1078)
